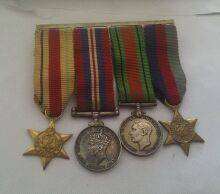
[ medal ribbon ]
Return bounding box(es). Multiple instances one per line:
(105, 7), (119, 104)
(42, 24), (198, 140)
(73, 26), (116, 113)
(144, 24), (186, 106)
(34, 28), (75, 118)
(110, 25), (155, 104)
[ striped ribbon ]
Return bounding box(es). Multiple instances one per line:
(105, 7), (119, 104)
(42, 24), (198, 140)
(144, 24), (186, 106)
(34, 28), (75, 118)
(110, 25), (155, 104)
(73, 27), (116, 113)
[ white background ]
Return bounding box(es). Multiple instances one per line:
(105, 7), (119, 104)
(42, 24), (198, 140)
(0, 1), (220, 194)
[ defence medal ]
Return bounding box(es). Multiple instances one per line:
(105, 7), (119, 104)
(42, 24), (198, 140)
(110, 25), (163, 157)
(72, 27), (121, 172)
(23, 28), (75, 169)
(144, 23), (204, 156)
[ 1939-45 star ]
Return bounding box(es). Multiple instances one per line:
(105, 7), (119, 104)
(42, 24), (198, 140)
(23, 124), (72, 170)
(159, 108), (204, 156)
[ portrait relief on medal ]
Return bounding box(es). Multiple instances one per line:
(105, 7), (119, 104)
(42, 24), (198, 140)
(129, 120), (153, 151)
(75, 126), (121, 172)
(120, 115), (162, 156)
(87, 129), (112, 165)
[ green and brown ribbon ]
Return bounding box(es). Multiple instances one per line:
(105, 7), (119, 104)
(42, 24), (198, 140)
(110, 25), (155, 104)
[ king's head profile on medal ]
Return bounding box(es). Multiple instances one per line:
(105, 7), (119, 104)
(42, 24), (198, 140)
(23, 20), (205, 173)
(119, 105), (162, 157)
(110, 25), (163, 157)
(72, 26), (121, 172)
(129, 120), (153, 150)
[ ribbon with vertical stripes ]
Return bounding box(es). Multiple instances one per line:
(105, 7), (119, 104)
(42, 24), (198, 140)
(23, 28), (74, 169)
(34, 28), (75, 118)
(111, 25), (163, 158)
(144, 24), (186, 106)
(73, 26), (116, 114)
(110, 25), (156, 105)
(144, 24), (204, 156)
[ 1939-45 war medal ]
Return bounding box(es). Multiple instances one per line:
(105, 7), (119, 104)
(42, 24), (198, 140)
(75, 121), (121, 172)
(72, 26), (121, 172)
(110, 25), (163, 157)
(23, 20), (205, 172)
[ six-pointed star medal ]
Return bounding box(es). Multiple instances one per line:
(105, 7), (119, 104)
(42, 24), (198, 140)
(23, 126), (72, 170)
(159, 108), (204, 156)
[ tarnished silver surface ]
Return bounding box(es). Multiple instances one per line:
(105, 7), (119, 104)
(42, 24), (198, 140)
(75, 123), (121, 172)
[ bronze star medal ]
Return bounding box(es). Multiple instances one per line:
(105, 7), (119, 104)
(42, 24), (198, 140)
(159, 105), (204, 156)
(143, 23), (206, 156)
(23, 121), (72, 170)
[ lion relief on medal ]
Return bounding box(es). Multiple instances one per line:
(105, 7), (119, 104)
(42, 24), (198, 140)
(120, 115), (162, 156)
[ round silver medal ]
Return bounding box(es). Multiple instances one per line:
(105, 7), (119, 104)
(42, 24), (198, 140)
(119, 109), (162, 157)
(75, 122), (121, 172)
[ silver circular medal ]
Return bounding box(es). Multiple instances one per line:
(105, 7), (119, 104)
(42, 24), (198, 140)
(75, 122), (121, 172)
(119, 109), (162, 157)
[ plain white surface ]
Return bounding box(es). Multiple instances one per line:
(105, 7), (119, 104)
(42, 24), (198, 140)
(0, 1), (220, 194)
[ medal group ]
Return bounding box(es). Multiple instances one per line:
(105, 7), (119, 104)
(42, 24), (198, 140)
(23, 20), (204, 172)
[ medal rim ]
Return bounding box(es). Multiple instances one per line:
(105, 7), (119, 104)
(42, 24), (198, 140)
(119, 114), (163, 157)
(75, 125), (122, 172)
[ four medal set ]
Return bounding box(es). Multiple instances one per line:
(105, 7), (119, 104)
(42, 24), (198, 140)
(23, 20), (204, 172)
